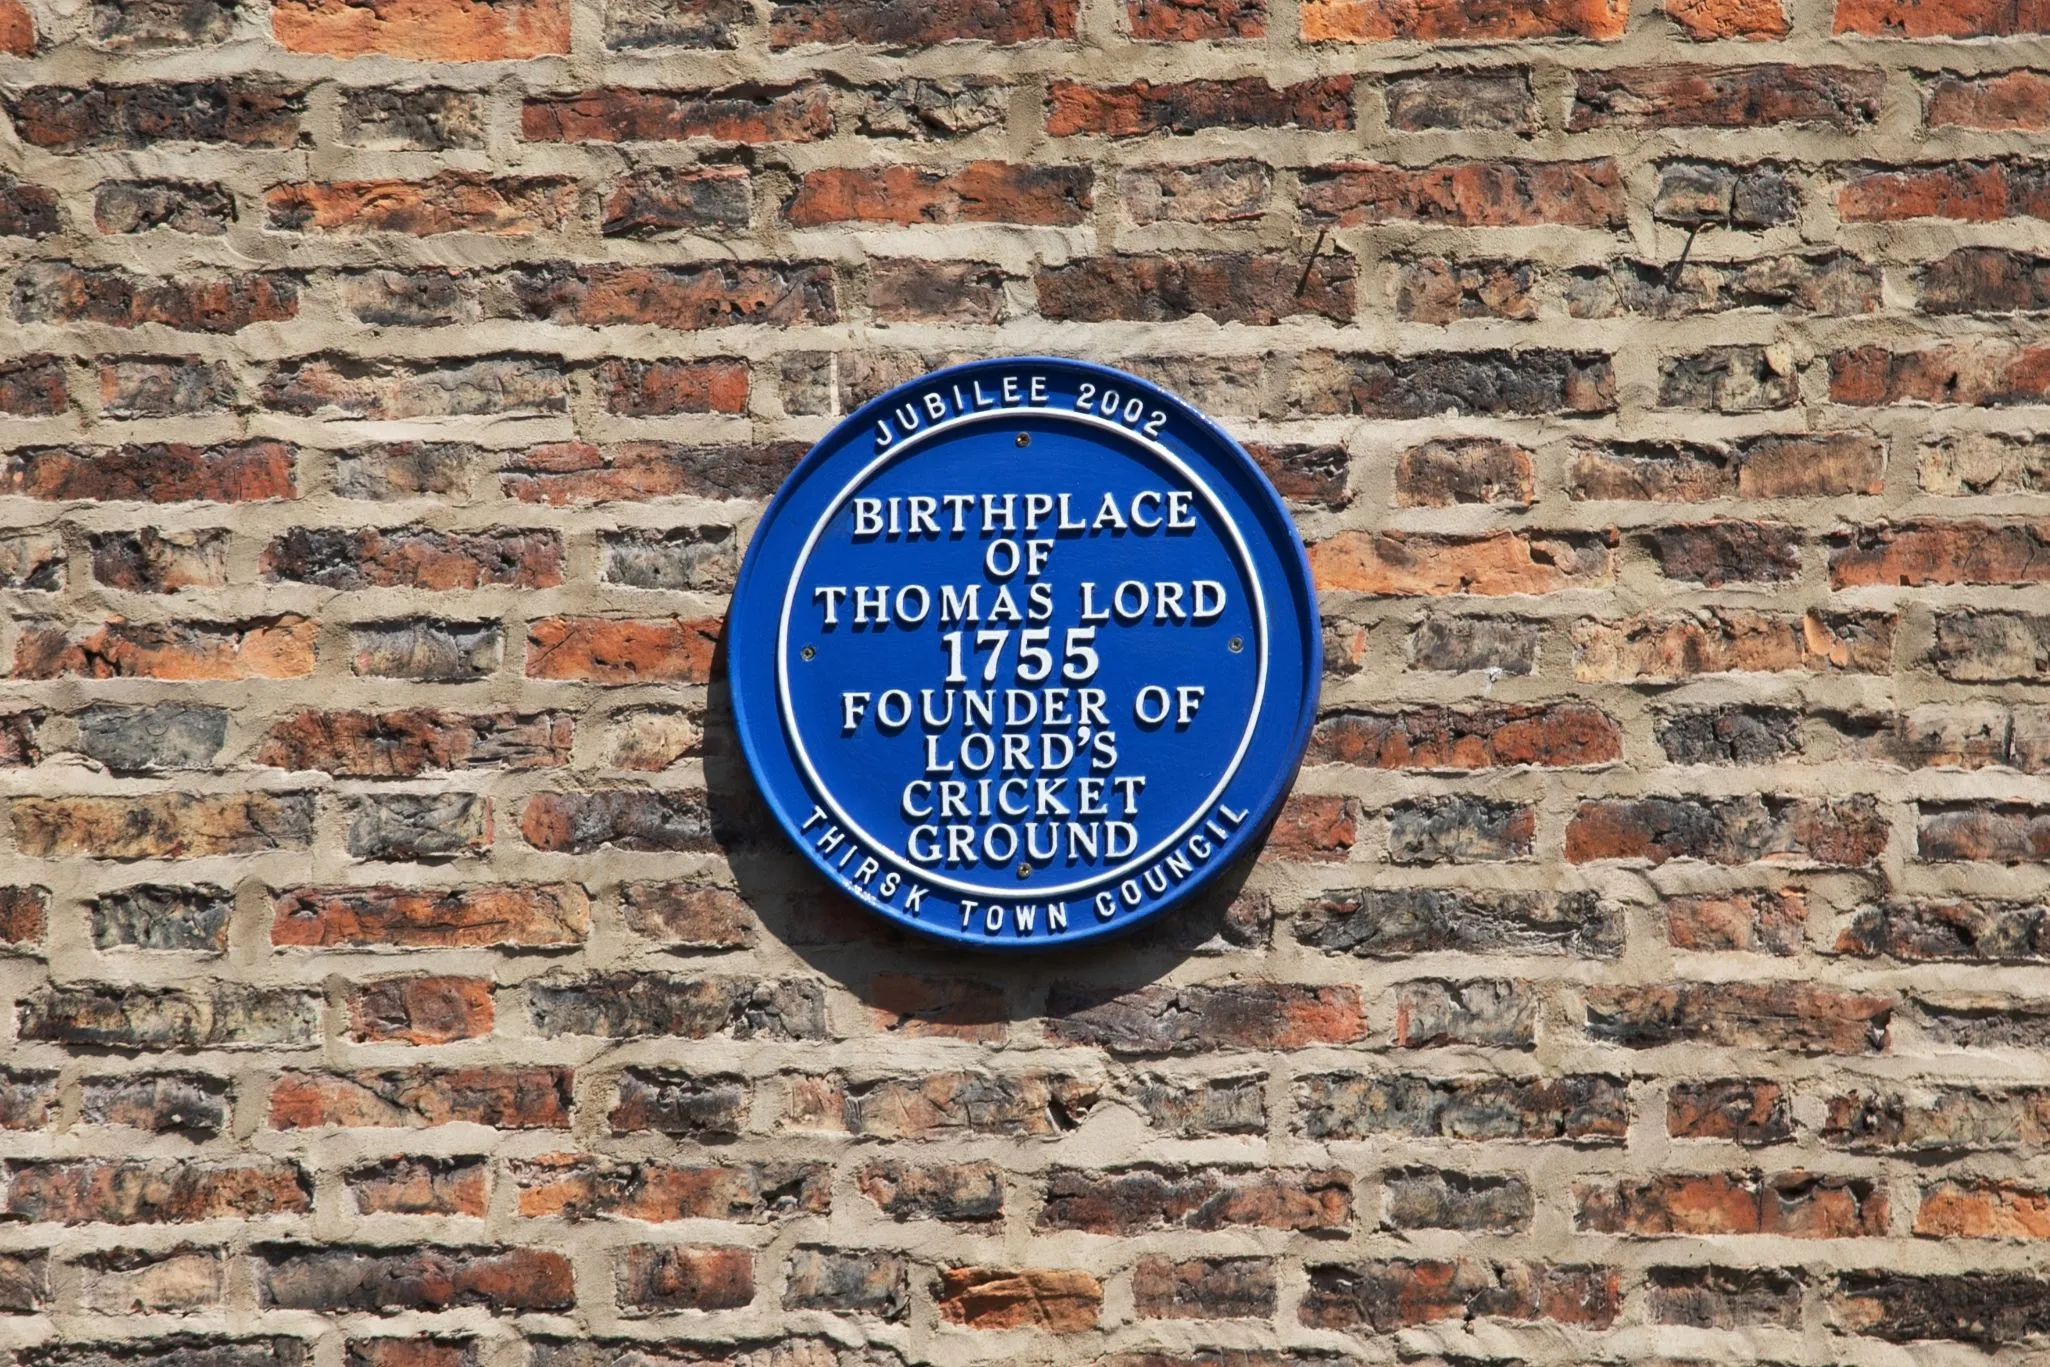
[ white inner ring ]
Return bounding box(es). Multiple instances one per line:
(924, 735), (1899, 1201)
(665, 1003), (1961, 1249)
(774, 406), (1271, 900)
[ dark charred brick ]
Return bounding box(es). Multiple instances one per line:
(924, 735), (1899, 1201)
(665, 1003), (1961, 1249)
(18, 983), (320, 1050)
(13, 263), (296, 333)
(1287, 349), (1614, 418)
(1653, 159), (1798, 227)
(529, 973), (827, 1040)
(1384, 68), (1537, 133)
(870, 260), (1010, 323)
(503, 440), (807, 504)
(7, 81), (305, 152)
(1297, 1072), (1630, 1142)
(785, 1070), (1099, 1138)
(1651, 1265), (1803, 1327)
(338, 88), (486, 149)
(343, 793), (490, 861)
(856, 1160), (1003, 1221)
(600, 527), (738, 592)
(1407, 616), (1541, 675)
(95, 180), (236, 233)
(1571, 64), (1882, 131)
(80, 1072), (228, 1136)
(72, 704), (228, 774)
(1830, 1272), (2050, 1344)
(1125, 1073), (1266, 1135)
(1389, 797), (1534, 863)
(606, 0), (750, 46)
(620, 1246), (754, 1312)
(258, 1245), (573, 1313)
(1837, 897), (2050, 962)
(1384, 1169), (1533, 1231)
(1302, 1259), (1620, 1330)
(1396, 438), (1534, 506)
(1396, 979), (1536, 1048)
(1132, 1257), (1276, 1319)
(783, 1247), (907, 1319)
(519, 790), (717, 853)
(1656, 706), (1803, 765)
(610, 1069), (748, 1137)
(0, 179), (59, 238)
(1038, 1166), (1350, 1234)
(0, 531), (62, 591)
(1299, 887), (1622, 958)
(1567, 794), (1888, 866)
(350, 620), (501, 680)
(856, 77), (1009, 137)
(1037, 252), (1353, 324)
(88, 884), (231, 952)
(0, 889), (47, 948)
(769, 0), (1078, 46)
(271, 1068), (570, 1129)
(99, 358), (239, 417)
(259, 709), (569, 777)
(1311, 704), (1620, 770)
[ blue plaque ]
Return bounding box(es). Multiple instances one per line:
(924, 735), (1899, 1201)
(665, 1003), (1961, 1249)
(729, 357), (1319, 949)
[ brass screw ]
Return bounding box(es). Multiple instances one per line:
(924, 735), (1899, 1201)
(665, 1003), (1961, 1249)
(1015, 433), (1031, 447)
(1228, 636), (1244, 653)
(801, 645), (816, 661)
(1017, 862), (1032, 879)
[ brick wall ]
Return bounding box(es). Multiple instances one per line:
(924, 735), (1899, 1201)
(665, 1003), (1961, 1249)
(0, 0), (2044, 1359)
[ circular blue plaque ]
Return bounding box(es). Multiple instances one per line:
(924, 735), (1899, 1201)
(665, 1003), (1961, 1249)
(729, 357), (1319, 950)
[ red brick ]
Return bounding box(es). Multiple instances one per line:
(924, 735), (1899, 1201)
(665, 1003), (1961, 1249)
(1830, 520), (2050, 586)
(936, 1267), (1101, 1331)
(1046, 981), (1366, 1053)
(521, 86), (831, 143)
(269, 1068), (571, 1128)
(503, 441), (806, 504)
(785, 1070), (1099, 1137)
(14, 617), (316, 680)
(1304, 159), (1624, 227)
(273, 884), (589, 948)
(1571, 66), (1881, 130)
(510, 1155), (828, 1221)
(257, 709), (571, 776)
(273, 0), (569, 57)
(264, 354), (566, 419)
(1838, 161), (2049, 222)
(504, 263), (835, 327)
(1309, 704), (1621, 769)
(1927, 71), (2050, 129)
(1573, 610), (1895, 680)
(1302, 1259), (1620, 1330)
(1262, 792), (1358, 861)
(348, 1157), (489, 1216)
(13, 265), (297, 332)
(1047, 76), (1351, 136)
(1833, 342), (2050, 405)
(1, 439), (293, 502)
(869, 973), (1007, 1041)
(0, 356), (65, 416)
(266, 174), (578, 235)
(618, 1246), (754, 1311)
(621, 881), (753, 947)
(598, 358), (749, 416)
(5, 1159), (309, 1223)
(1916, 1180), (2050, 1238)
(604, 167), (752, 236)
(1668, 889), (1808, 954)
(1302, 0), (1626, 39)
(1577, 1172), (1886, 1237)
(260, 1245), (572, 1313)
(870, 260), (1009, 323)
(1669, 1079), (1796, 1144)
(526, 616), (720, 684)
(1130, 0), (1264, 37)
(1836, 0), (2050, 36)
(1132, 1257), (1276, 1319)
(1585, 981), (1892, 1053)
(1310, 529), (1613, 596)
(768, 0), (1078, 46)
(345, 976), (495, 1044)
(261, 527), (561, 591)
(1668, 0), (1790, 36)
(786, 162), (1091, 225)
(0, 0), (33, 53)
(0, 887), (45, 946)
(1567, 795), (1889, 866)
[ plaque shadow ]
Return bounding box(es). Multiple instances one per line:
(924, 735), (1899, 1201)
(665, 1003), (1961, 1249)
(700, 622), (1268, 1025)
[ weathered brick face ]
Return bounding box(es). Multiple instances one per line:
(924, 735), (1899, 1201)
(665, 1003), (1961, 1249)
(0, 0), (2034, 1357)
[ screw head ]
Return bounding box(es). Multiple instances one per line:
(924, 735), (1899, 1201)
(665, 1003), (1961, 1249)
(1017, 862), (1032, 879)
(801, 645), (816, 661)
(1015, 432), (1031, 447)
(1228, 636), (1244, 653)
